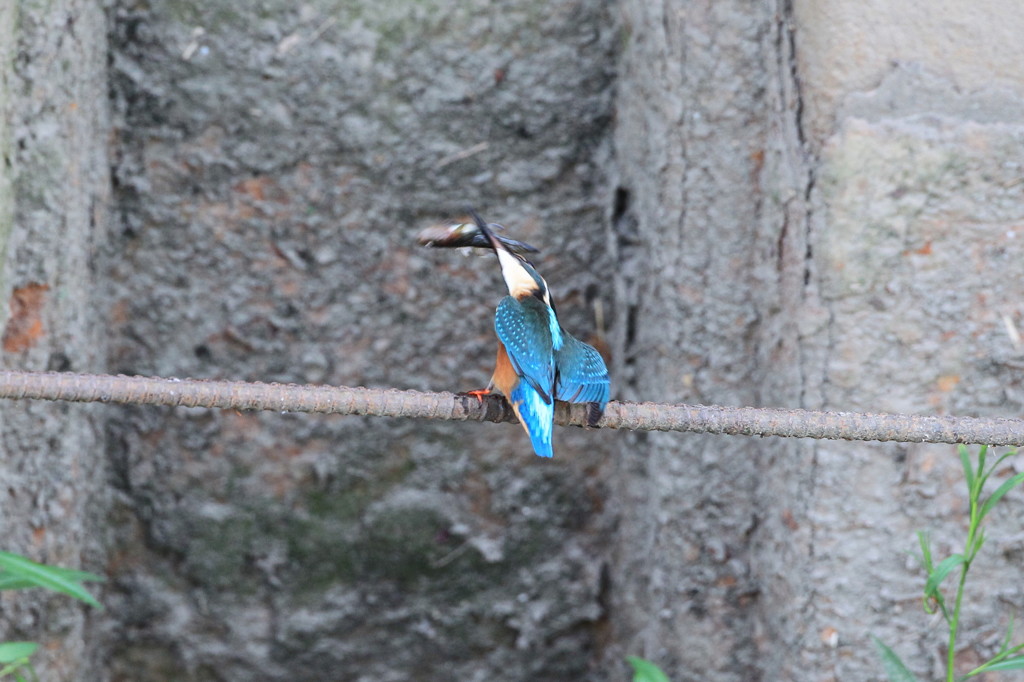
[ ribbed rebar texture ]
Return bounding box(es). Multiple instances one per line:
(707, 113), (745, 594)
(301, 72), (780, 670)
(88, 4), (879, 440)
(1, 370), (1022, 445)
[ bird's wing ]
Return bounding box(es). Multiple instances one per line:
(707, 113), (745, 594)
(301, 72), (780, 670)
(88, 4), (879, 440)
(554, 332), (610, 408)
(494, 296), (555, 403)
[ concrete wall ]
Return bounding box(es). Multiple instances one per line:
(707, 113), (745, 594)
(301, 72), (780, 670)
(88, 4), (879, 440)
(608, 0), (1024, 680)
(3, 0), (1024, 680)
(769, 2), (1024, 679)
(0, 0), (111, 679)
(102, 1), (620, 679)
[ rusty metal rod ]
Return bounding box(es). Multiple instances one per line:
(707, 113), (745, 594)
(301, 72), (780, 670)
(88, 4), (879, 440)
(0, 370), (1021, 446)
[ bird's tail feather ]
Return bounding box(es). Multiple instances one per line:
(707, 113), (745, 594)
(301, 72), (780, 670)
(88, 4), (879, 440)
(509, 382), (554, 458)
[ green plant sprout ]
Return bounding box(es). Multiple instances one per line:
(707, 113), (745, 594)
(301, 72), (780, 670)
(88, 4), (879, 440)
(0, 643), (39, 682)
(626, 655), (671, 682)
(877, 445), (1024, 681)
(0, 551), (104, 681)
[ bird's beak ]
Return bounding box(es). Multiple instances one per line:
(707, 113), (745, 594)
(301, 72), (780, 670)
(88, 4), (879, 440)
(470, 209), (505, 252)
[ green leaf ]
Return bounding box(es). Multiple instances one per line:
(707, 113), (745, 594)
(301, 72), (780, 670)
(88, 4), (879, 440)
(924, 554), (965, 599)
(0, 642), (37, 664)
(960, 445), (976, 497)
(916, 531), (934, 572)
(626, 656), (671, 682)
(0, 552), (103, 609)
(916, 532), (949, 615)
(966, 637), (1024, 676)
(976, 656), (1024, 672)
(872, 636), (920, 682)
(0, 663), (24, 679)
(0, 576), (41, 590)
(56, 569), (105, 582)
(0, 571), (98, 591)
(977, 448), (1016, 492)
(990, 449), (1019, 474)
(979, 471), (1024, 523)
(0, 554), (104, 585)
(1002, 615), (1016, 652)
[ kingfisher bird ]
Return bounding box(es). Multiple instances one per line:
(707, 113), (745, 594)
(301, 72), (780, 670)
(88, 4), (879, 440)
(462, 212), (610, 458)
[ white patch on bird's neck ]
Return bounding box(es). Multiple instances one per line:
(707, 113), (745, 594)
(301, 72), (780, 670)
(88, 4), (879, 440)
(495, 248), (538, 299)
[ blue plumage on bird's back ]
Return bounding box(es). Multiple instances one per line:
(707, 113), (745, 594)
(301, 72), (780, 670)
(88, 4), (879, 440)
(495, 296), (556, 400)
(492, 295), (558, 456)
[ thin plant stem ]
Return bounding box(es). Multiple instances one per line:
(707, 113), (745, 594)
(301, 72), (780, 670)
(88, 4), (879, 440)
(948, 563), (970, 682)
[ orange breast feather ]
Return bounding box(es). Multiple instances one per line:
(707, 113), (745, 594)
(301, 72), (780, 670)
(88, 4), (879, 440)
(491, 341), (519, 399)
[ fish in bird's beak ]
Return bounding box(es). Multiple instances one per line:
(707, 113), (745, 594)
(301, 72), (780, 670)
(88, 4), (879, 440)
(416, 219), (539, 255)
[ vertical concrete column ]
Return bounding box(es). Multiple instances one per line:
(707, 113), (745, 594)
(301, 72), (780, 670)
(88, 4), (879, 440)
(610, 0), (1024, 680)
(608, 1), (778, 678)
(0, 1), (112, 679)
(756, 2), (1024, 679)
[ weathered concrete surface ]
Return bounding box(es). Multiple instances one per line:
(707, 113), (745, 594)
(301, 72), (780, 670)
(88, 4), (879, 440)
(753, 3), (1024, 681)
(104, 1), (620, 680)
(609, 1), (1024, 681)
(0, 2), (13, 271)
(0, 0), (112, 679)
(5, 0), (1024, 680)
(794, 0), (1024, 145)
(605, 1), (773, 678)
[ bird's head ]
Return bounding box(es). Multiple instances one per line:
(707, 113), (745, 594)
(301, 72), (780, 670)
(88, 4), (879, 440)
(471, 210), (550, 303)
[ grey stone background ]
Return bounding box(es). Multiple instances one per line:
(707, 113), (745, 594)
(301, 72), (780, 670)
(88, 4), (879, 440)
(2, 0), (1023, 680)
